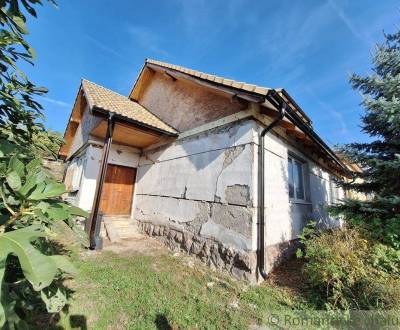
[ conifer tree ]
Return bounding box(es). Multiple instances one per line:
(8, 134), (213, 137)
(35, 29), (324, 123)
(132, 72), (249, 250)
(333, 29), (400, 248)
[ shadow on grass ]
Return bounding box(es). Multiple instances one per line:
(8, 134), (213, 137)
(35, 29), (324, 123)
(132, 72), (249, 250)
(154, 314), (172, 330)
(68, 314), (88, 330)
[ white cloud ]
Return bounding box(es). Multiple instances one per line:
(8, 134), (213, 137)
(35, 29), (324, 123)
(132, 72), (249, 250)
(39, 96), (70, 109)
(84, 34), (128, 62)
(304, 87), (349, 136)
(328, 0), (372, 46)
(128, 26), (168, 57)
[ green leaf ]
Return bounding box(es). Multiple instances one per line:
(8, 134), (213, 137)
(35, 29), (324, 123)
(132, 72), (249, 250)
(0, 140), (18, 157)
(10, 15), (28, 34)
(69, 205), (89, 218)
(6, 171), (21, 191)
(46, 204), (69, 221)
(0, 226), (72, 326)
(40, 288), (67, 313)
(49, 255), (77, 276)
(36, 201), (49, 213)
(0, 226), (54, 290)
(8, 155), (24, 177)
(29, 181), (66, 200)
(18, 171), (38, 196)
(26, 158), (41, 173)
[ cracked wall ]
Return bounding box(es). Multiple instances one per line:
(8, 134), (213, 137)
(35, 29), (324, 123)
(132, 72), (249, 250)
(254, 122), (345, 272)
(133, 119), (259, 281)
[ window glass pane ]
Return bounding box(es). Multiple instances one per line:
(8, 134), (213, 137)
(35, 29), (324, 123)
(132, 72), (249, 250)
(294, 160), (304, 200)
(288, 158), (294, 198)
(330, 177), (338, 203)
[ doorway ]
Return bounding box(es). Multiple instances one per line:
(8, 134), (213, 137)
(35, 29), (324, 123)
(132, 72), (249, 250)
(99, 164), (136, 216)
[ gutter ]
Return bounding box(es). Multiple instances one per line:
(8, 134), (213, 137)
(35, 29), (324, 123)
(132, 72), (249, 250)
(256, 90), (350, 280)
(265, 90), (347, 173)
(257, 99), (286, 280)
(91, 106), (178, 137)
(88, 112), (115, 249)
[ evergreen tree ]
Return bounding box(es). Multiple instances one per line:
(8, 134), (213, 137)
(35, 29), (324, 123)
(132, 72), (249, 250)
(333, 29), (400, 248)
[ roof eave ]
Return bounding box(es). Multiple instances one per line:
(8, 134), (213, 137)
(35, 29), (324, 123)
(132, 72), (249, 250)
(264, 90), (349, 175)
(91, 106), (178, 137)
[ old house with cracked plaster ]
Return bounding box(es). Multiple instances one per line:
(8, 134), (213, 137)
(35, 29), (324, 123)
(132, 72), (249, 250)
(59, 59), (348, 282)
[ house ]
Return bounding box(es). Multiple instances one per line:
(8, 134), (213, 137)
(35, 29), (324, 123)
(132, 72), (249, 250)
(59, 59), (348, 282)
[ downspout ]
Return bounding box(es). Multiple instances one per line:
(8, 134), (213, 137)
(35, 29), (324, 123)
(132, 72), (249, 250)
(88, 112), (115, 249)
(258, 103), (286, 280)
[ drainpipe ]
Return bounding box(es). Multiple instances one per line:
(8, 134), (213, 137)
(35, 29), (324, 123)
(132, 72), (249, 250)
(88, 112), (115, 249)
(257, 103), (286, 280)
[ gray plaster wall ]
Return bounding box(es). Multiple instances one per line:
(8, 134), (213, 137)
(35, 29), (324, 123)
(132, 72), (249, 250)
(139, 71), (247, 132)
(133, 118), (344, 279)
(134, 119), (259, 254)
(255, 123), (344, 271)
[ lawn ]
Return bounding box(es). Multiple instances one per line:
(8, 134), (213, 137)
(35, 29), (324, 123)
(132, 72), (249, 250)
(66, 250), (312, 329)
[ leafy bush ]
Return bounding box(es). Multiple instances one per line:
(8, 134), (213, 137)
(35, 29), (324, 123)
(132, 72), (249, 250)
(0, 0), (90, 327)
(0, 142), (88, 328)
(330, 198), (400, 249)
(297, 225), (400, 310)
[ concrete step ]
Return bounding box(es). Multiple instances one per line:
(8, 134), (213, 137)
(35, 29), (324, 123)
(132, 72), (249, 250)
(119, 228), (141, 238)
(102, 216), (131, 222)
(103, 218), (139, 241)
(110, 221), (136, 227)
(104, 222), (121, 243)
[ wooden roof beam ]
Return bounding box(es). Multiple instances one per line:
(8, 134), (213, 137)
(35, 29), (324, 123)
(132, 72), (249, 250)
(286, 127), (306, 139)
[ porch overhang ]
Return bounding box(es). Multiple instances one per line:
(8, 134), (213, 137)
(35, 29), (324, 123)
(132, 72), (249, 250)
(58, 79), (178, 160)
(90, 107), (177, 149)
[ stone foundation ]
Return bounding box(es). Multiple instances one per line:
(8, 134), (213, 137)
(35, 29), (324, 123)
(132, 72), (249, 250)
(138, 221), (257, 282)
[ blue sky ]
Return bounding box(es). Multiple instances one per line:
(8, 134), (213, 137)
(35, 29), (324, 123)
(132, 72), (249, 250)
(23, 0), (399, 146)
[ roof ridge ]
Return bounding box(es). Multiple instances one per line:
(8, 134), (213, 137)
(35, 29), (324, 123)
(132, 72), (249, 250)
(144, 58), (271, 95)
(82, 78), (131, 100)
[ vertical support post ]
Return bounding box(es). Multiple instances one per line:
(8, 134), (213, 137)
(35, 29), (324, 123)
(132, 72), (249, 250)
(88, 113), (115, 249)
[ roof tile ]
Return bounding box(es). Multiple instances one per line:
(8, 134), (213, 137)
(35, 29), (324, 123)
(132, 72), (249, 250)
(145, 59), (271, 96)
(81, 79), (177, 135)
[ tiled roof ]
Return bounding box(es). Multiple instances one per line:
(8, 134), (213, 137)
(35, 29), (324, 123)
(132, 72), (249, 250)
(81, 79), (177, 135)
(146, 59), (271, 95)
(144, 59), (312, 126)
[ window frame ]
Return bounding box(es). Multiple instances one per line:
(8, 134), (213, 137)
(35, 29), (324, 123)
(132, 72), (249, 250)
(288, 154), (308, 203)
(329, 175), (339, 204)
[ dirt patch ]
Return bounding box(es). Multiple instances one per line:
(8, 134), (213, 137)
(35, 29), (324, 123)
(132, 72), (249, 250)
(265, 257), (307, 295)
(102, 234), (170, 257)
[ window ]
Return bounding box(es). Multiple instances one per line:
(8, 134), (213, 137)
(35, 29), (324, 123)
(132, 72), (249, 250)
(64, 158), (83, 192)
(288, 155), (306, 201)
(329, 175), (339, 204)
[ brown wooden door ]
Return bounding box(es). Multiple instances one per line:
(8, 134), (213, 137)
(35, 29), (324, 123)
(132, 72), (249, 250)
(100, 164), (136, 216)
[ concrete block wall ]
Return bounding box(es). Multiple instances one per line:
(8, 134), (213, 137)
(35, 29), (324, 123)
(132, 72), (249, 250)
(134, 118), (344, 280)
(256, 124), (343, 271)
(133, 119), (260, 281)
(63, 113), (344, 282)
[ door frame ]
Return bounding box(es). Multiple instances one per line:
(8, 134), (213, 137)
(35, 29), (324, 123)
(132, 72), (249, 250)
(100, 163), (137, 216)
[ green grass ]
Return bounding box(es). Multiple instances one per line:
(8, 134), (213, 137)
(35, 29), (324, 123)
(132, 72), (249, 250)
(67, 251), (312, 329)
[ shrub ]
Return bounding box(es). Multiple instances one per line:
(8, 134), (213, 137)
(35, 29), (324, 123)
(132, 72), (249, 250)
(298, 225), (400, 310)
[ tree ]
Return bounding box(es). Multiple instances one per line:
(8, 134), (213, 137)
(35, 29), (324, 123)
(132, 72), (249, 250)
(332, 29), (400, 248)
(0, 0), (60, 155)
(0, 1), (87, 327)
